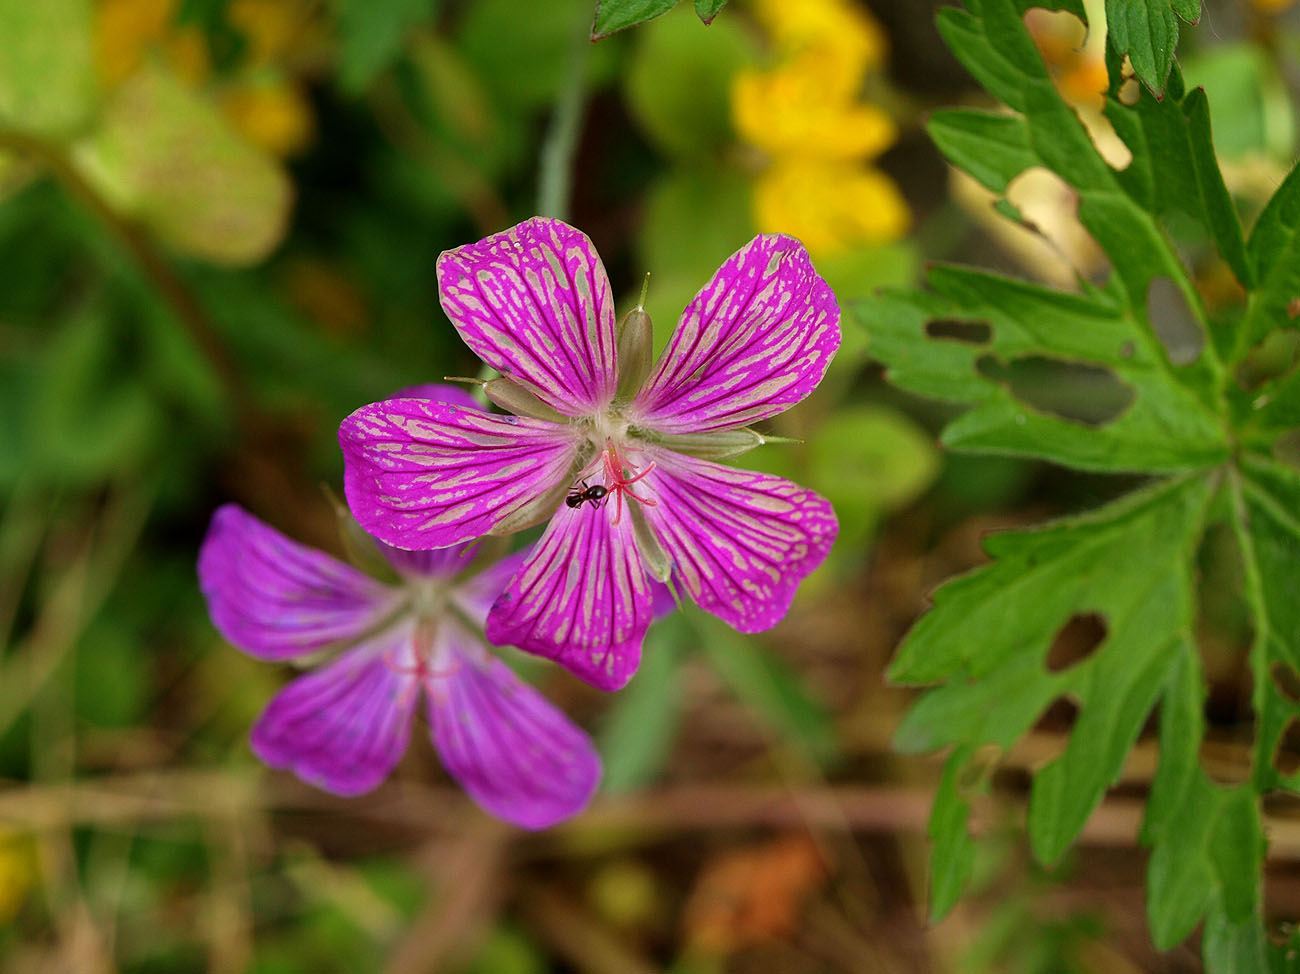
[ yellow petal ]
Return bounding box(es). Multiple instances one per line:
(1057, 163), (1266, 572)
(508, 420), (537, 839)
(732, 64), (897, 161)
(221, 79), (314, 158)
(753, 161), (910, 257)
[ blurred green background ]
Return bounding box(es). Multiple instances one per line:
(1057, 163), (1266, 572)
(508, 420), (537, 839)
(0, 0), (1297, 970)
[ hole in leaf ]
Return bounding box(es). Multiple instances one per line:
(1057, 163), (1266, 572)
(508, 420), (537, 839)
(976, 354), (1135, 426)
(1275, 719), (1300, 777)
(1146, 276), (1205, 366)
(926, 319), (993, 344)
(1290, 298), (1300, 321)
(1273, 663), (1300, 705)
(1030, 696), (1081, 766)
(1045, 613), (1108, 673)
(1118, 76), (1140, 106)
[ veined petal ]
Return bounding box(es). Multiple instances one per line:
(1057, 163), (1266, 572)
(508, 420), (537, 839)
(629, 235), (840, 434)
(641, 451), (837, 632)
(485, 507), (653, 691)
(436, 217), (618, 416)
(379, 541), (477, 579)
(452, 548), (530, 629)
(429, 625), (601, 829)
(340, 398), (580, 550)
(250, 630), (418, 796)
(198, 504), (399, 661)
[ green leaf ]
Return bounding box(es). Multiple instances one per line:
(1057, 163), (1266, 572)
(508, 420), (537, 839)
(599, 624), (685, 792)
(337, 0), (438, 94)
(1105, 0), (1200, 97)
(693, 0), (727, 23)
(698, 619), (838, 769)
(623, 6), (754, 159)
(929, 746), (978, 920)
(807, 405), (939, 551)
(1241, 163), (1300, 350)
(927, 110), (1035, 194)
(862, 267), (1228, 473)
(0, 0), (95, 138)
(71, 67), (291, 266)
(592, 0), (678, 39)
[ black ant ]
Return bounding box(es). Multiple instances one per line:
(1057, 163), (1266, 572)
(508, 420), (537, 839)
(565, 479), (609, 510)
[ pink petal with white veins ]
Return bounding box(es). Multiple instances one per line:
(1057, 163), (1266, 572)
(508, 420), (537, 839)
(437, 217), (618, 417)
(250, 630), (418, 796)
(340, 397), (580, 550)
(429, 625), (601, 829)
(641, 451), (837, 632)
(198, 504), (399, 661)
(485, 506), (653, 691)
(631, 234), (840, 434)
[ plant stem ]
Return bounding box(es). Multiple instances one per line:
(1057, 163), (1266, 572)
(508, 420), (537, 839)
(536, 16), (591, 220)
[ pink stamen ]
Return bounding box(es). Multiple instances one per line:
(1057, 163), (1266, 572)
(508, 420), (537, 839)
(601, 446), (659, 525)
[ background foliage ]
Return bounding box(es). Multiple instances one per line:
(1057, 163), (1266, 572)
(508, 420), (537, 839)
(0, 0), (1298, 970)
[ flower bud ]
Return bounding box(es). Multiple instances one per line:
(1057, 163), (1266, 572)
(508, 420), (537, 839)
(616, 307), (654, 400)
(484, 377), (566, 422)
(653, 428), (777, 460)
(490, 480), (570, 536)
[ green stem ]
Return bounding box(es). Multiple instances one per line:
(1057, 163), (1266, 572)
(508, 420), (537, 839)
(536, 15), (591, 220)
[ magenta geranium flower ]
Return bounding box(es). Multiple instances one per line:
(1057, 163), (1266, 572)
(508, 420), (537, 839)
(340, 218), (839, 691)
(196, 445), (601, 827)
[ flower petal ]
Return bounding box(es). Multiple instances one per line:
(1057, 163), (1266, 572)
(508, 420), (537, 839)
(485, 507), (653, 691)
(436, 217), (618, 417)
(197, 504), (398, 660)
(429, 628), (601, 829)
(250, 631), (418, 796)
(641, 451), (837, 632)
(390, 383), (483, 411)
(340, 398), (580, 550)
(378, 541), (477, 579)
(629, 234), (840, 434)
(452, 548), (530, 628)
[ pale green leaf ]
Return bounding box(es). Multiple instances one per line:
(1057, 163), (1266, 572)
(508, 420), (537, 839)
(599, 626), (685, 792)
(0, 0), (95, 138)
(929, 746), (978, 920)
(71, 67), (292, 266)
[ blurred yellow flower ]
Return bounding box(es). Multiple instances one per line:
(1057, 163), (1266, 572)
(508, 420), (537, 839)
(732, 0), (908, 257)
(755, 160), (909, 257)
(92, 0), (315, 158)
(96, 0), (209, 87)
(1249, 0), (1295, 12)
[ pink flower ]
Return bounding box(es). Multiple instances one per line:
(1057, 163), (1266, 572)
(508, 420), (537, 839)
(197, 387), (601, 829)
(340, 218), (839, 691)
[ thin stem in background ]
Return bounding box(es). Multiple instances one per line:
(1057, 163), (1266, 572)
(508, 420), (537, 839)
(536, 15), (592, 221)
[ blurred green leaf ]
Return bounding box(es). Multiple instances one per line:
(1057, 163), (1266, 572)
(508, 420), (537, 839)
(457, 0), (614, 113)
(929, 746), (977, 921)
(807, 405), (938, 550)
(0, 0), (96, 138)
(34, 312), (158, 483)
(71, 66), (291, 266)
(599, 623), (685, 792)
(592, 0), (678, 39)
(624, 6), (754, 159)
(638, 167), (752, 345)
(337, 0), (439, 94)
(1104, 0), (1200, 96)
(697, 618), (838, 769)
(1183, 45), (1296, 161)
(76, 617), (149, 727)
